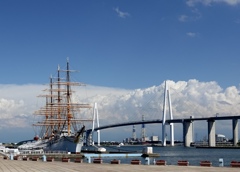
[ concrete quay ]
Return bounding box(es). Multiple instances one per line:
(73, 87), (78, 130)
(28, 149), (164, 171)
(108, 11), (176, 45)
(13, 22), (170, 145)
(0, 159), (240, 172)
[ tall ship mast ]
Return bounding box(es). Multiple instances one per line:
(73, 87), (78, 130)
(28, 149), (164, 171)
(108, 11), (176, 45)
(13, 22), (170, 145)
(18, 59), (93, 153)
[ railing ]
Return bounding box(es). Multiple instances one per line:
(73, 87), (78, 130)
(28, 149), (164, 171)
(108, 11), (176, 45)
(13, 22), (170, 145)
(19, 150), (68, 155)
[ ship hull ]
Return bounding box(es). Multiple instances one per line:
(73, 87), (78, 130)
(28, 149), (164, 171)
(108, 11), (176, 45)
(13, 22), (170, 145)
(44, 136), (83, 153)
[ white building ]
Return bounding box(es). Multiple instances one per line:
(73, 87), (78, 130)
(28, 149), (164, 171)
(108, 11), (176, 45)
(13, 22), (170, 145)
(216, 134), (228, 142)
(151, 136), (159, 142)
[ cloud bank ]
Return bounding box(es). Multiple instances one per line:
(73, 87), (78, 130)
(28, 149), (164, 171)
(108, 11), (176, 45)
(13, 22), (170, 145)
(86, 80), (240, 126)
(0, 80), (240, 142)
(186, 0), (240, 6)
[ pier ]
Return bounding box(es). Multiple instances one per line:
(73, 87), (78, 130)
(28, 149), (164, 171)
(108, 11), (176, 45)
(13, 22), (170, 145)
(0, 158), (240, 172)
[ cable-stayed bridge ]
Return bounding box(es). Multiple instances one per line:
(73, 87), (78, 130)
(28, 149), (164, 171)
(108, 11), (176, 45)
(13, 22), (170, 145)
(87, 81), (240, 147)
(87, 115), (240, 147)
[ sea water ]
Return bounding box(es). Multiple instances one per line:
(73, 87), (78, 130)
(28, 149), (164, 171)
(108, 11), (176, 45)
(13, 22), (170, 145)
(97, 145), (240, 167)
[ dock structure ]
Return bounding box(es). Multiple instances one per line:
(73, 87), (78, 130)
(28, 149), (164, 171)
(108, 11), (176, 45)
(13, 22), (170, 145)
(1, 158), (240, 172)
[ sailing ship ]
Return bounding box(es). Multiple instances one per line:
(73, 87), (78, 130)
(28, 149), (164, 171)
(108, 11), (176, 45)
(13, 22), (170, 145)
(18, 59), (93, 153)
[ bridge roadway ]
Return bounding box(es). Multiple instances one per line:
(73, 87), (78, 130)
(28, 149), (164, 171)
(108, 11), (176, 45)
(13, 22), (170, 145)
(89, 115), (240, 131)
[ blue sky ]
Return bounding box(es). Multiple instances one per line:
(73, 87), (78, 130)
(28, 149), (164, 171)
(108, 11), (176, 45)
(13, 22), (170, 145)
(1, 0), (240, 89)
(1, 0), (240, 143)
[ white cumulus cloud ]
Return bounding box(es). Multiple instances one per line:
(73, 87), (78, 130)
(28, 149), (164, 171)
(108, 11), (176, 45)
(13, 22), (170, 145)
(1, 80), (240, 141)
(86, 80), (240, 126)
(186, 0), (240, 6)
(0, 84), (45, 129)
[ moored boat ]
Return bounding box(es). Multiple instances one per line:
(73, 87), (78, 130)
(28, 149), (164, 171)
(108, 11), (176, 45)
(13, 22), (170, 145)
(18, 59), (93, 153)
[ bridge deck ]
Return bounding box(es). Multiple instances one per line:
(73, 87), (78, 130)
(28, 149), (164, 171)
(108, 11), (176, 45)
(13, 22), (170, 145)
(90, 115), (240, 131)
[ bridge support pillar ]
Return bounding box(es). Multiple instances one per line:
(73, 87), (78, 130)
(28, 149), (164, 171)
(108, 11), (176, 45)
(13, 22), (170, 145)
(232, 119), (238, 146)
(208, 120), (215, 147)
(183, 120), (193, 147)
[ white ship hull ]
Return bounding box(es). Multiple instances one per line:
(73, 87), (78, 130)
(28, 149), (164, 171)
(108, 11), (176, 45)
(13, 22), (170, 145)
(18, 137), (83, 153)
(44, 136), (83, 153)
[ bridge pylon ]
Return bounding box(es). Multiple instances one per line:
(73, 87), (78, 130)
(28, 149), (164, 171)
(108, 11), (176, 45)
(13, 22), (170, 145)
(91, 102), (100, 146)
(162, 80), (174, 146)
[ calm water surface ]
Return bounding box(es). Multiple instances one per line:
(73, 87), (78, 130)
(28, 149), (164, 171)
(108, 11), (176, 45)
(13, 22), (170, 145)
(97, 145), (240, 167)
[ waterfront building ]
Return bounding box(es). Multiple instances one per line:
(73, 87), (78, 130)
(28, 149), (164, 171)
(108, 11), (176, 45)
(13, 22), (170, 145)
(216, 134), (228, 142)
(151, 136), (159, 142)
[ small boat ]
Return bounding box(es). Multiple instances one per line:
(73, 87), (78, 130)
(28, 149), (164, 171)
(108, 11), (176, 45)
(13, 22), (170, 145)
(117, 143), (124, 147)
